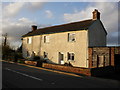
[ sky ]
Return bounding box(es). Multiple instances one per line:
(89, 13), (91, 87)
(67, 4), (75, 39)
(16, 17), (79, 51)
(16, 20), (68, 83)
(1, 0), (119, 49)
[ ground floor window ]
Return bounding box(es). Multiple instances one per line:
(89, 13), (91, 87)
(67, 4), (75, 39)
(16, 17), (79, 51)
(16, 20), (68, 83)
(44, 52), (48, 59)
(59, 52), (64, 60)
(59, 52), (64, 64)
(27, 51), (30, 57)
(92, 54), (109, 67)
(68, 52), (75, 61)
(92, 55), (98, 67)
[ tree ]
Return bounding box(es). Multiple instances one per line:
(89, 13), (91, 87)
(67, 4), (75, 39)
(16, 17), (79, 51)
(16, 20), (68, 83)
(2, 33), (14, 60)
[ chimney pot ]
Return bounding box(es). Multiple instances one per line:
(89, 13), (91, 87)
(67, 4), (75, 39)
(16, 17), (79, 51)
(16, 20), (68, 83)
(32, 25), (37, 31)
(92, 9), (100, 20)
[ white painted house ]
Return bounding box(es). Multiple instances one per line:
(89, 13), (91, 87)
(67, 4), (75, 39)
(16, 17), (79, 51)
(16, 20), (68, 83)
(22, 9), (107, 68)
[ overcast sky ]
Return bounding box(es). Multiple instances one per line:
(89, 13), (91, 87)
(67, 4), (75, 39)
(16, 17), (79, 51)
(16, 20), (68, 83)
(1, 0), (119, 49)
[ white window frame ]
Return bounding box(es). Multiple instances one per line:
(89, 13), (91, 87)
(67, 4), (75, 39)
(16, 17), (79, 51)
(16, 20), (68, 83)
(27, 51), (30, 57)
(27, 37), (32, 44)
(59, 52), (64, 61)
(67, 52), (75, 61)
(44, 52), (48, 59)
(68, 33), (75, 42)
(44, 36), (49, 43)
(59, 52), (64, 64)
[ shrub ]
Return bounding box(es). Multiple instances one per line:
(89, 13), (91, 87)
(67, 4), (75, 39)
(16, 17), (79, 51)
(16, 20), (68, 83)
(64, 62), (73, 67)
(17, 60), (25, 64)
(33, 56), (40, 60)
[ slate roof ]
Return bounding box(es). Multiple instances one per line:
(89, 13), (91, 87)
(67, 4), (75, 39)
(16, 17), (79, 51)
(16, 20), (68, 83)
(22, 19), (96, 37)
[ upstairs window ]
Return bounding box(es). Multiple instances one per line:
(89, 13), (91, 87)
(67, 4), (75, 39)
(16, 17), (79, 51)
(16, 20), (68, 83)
(68, 52), (75, 61)
(68, 33), (75, 42)
(44, 36), (49, 43)
(27, 37), (32, 44)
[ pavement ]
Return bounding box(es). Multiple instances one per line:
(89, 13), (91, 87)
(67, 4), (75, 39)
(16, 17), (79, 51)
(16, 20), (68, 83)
(2, 60), (120, 88)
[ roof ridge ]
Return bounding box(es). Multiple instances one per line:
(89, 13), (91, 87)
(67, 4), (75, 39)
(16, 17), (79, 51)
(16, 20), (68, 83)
(22, 19), (95, 37)
(37, 19), (93, 30)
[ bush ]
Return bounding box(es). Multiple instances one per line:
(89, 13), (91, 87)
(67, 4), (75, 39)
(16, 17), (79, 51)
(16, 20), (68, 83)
(17, 60), (25, 64)
(33, 56), (40, 60)
(64, 62), (73, 67)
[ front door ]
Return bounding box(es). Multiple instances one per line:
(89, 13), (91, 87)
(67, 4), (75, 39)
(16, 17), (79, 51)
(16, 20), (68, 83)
(98, 55), (104, 67)
(59, 52), (64, 64)
(115, 54), (120, 67)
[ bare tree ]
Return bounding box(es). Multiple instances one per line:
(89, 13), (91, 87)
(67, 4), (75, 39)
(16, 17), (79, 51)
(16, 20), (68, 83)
(2, 33), (14, 60)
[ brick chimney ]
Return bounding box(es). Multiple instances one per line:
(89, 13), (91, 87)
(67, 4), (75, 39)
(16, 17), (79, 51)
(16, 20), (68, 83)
(92, 9), (100, 20)
(32, 25), (37, 31)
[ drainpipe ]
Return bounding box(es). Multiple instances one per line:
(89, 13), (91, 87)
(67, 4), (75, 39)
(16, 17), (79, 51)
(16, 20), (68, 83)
(32, 36), (33, 55)
(39, 35), (42, 57)
(86, 30), (89, 68)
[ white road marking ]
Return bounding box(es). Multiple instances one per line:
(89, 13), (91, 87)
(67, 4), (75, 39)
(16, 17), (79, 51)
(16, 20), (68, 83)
(2, 60), (81, 77)
(51, 82), (55, 85)
(5, 68), (43, 81)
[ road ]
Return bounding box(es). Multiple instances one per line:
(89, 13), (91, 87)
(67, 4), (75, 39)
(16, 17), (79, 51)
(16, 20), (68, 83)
(2, 61), (120, 88)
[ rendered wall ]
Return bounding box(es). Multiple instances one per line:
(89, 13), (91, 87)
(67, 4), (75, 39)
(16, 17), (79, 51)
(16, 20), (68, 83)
(22, 30), (89, 68)
(88, 20), (107, 47)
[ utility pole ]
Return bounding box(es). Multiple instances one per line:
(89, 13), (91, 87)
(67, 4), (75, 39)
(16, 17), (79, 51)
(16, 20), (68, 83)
(2, 33), (8, 46)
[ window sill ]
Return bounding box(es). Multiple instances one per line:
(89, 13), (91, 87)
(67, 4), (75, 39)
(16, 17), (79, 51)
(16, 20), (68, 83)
(68, 60), (75, 62)
(68, 41), (76, 43)
(44, 42), (50, 44)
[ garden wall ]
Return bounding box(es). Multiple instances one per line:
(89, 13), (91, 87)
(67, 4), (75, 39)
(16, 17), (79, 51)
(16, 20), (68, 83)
(42, 63), (91, 76)
(42, 63), (114, 76)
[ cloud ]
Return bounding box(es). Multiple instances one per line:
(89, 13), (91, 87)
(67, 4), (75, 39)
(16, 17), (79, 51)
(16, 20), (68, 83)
(2, 2), (47, 48)
(2, 17), (36, 48)
(2, 17), (51, 48)
(45, 10), (53, 18)
(64, 7), (94, 22)
(118, 2), (120, 46)
(63, 2), (118, 46)
(2, 2), (46, 18)
(27, 2), (46, 11)
(3, 2), (25, 18)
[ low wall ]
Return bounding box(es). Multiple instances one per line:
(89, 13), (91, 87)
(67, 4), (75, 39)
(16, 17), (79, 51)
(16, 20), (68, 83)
(42, 63), (115, 76)
(90, 66), (115, 76)
(42, 63), (91, 76)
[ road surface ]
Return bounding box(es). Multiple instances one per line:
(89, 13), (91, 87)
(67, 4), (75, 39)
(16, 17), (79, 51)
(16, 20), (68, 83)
(2, 61), (120, 88)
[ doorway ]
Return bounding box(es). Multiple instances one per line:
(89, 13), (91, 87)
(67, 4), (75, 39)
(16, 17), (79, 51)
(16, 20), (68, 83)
(58, 52), (64, 64)
(97, 55), (105, 67)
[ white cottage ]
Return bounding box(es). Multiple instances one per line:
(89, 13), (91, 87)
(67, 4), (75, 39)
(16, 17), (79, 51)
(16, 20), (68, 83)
(22, 9), (107, 68)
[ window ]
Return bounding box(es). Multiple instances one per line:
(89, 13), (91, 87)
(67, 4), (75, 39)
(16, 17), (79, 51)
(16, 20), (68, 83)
(98, 55), (104, 67)
(44, 36), (49, 43)
(44, 52), (48, 58)
(59, 52), (64, 60)
(68, 52), (75, 61)
(31, 51), (35, 58)
(27, 51), (30, 57)
(59, 52), (64, 64)
(92, 55), (97, 67)
(27, 37), (32, 44)
(68, 33), (75, 42)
